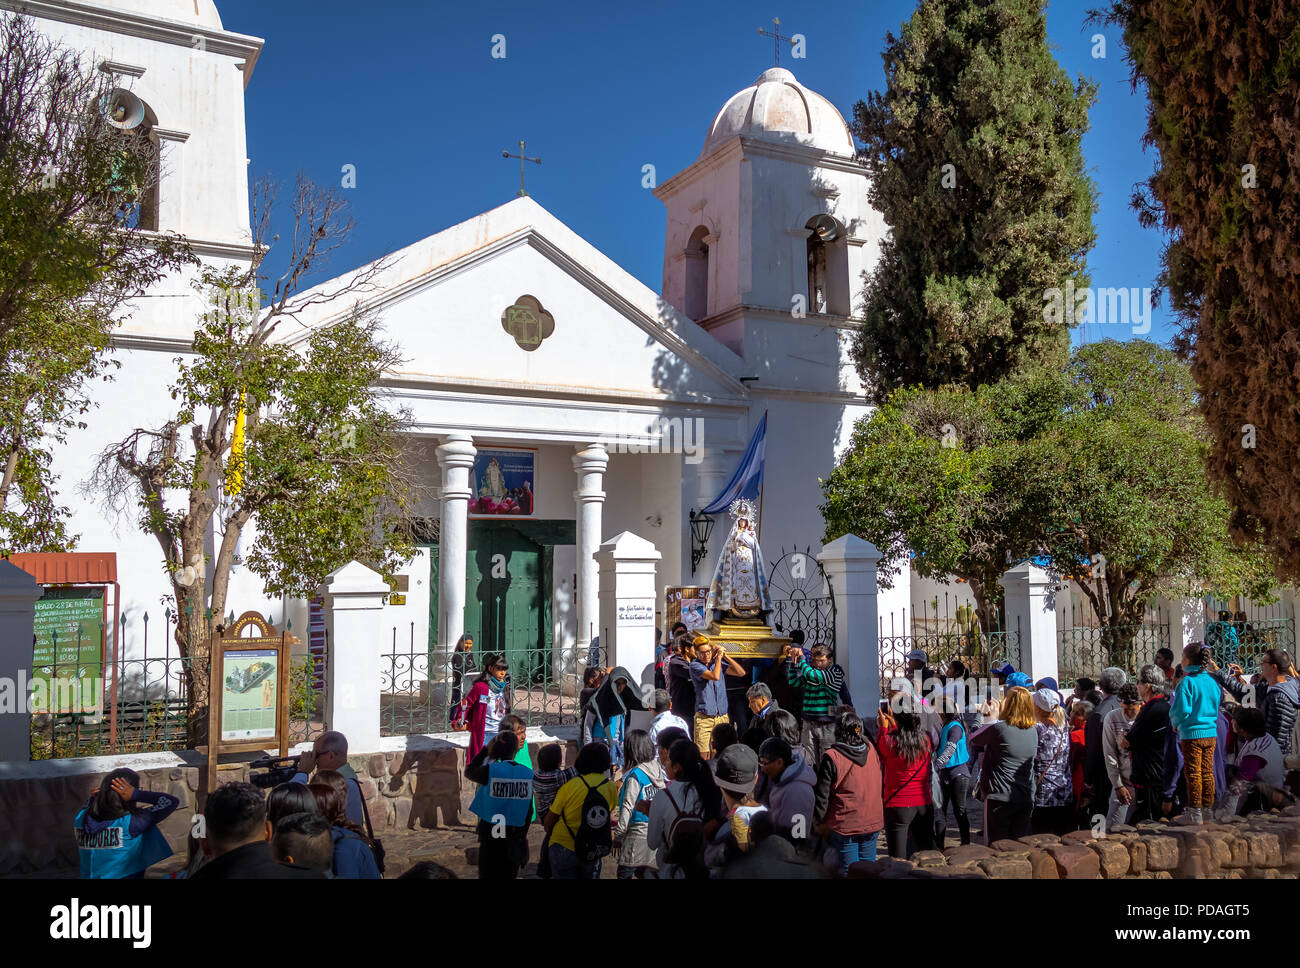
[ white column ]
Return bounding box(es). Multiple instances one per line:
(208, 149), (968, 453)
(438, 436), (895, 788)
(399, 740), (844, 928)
(692, 449), (731, 583)
(573, 443), (608, 665)
(436, 434), (476, 665)
(1160, 597), (1205, 654)
(0, 562), (42, 763)
(319, 560), (390, 753)
(818, 535), (881, 723)
(1000, 561), (1059, 684)
(596, 531), (662, 692)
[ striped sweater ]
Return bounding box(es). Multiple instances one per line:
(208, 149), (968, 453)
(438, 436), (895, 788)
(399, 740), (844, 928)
(786, 658), (845, 719)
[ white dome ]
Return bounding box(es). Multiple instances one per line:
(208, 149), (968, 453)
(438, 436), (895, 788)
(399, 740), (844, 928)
(97, 0), (223, 30)
(702, 67), (855, 157)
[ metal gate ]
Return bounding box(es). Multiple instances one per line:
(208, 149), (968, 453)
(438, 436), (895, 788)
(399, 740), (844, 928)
(766, 547), (836, 651)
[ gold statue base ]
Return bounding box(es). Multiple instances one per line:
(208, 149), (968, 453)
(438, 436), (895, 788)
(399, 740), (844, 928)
(700, 619), (792, 659)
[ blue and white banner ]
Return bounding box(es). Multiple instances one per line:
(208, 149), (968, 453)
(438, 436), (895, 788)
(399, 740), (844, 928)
(701, 411), (766, 515)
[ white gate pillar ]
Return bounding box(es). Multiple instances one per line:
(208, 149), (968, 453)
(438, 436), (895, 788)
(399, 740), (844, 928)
(818, 535), (881, 721)
(319, 560), (390, 753)
(0, 562), (42, 763)
(1000, 561), (1059, 685)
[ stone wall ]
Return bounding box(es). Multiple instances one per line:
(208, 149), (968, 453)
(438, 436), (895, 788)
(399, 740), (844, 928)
(0, 729), (579, 877)
(849, 810), (1300, 879)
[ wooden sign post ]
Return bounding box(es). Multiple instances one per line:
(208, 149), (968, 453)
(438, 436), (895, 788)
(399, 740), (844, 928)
(204, 612), (292, 797)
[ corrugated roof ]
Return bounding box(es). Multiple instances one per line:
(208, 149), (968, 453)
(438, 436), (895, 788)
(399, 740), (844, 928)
(6, 552), (117, 585)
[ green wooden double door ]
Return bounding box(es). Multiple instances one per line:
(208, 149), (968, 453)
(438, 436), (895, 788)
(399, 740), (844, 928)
(427, 519), (575, 684)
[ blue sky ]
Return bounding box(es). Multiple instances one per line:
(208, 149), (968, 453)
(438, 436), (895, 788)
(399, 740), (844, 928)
(220, 0), (1175, 347)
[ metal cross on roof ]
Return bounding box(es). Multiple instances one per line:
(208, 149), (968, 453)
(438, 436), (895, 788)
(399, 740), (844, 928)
(757, 17), (795, 67)
(501, 139), (541, 197)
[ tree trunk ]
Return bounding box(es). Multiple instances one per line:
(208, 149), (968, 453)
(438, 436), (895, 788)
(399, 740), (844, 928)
(966, 575), (1005, 636)
(1091, 570), (1148, 673)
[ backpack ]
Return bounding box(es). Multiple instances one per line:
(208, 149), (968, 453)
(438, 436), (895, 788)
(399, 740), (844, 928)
(663, 785), (704, 866)
(563, 776), (612, 863)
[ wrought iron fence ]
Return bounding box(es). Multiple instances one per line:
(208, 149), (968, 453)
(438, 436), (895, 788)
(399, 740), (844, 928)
(30, 607), (325, 760)
(380, 625), (583, 736)
(30, 608), (197, 760)
(1057, 622), (1170, 689)
(878, 623), (1022, 699)
(766, 546), (837, 652)
(1203, 595), (1295, 671)
(770, 597), (835, 651)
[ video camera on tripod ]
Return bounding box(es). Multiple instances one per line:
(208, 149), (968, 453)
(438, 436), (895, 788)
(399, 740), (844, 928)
(248, 754), (302, 789)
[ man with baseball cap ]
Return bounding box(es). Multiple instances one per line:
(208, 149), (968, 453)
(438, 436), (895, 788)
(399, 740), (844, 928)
(707, 744), (767, 869)
(906, 648), (937, 696)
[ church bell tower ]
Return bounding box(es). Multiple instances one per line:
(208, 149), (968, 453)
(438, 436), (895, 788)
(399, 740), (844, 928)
(654, 66), (883, 376)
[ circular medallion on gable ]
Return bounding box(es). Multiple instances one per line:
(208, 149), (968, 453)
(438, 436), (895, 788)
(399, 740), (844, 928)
(500, 294), (555, 351)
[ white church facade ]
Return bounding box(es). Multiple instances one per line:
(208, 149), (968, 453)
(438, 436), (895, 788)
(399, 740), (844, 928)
(13, 0), (915, 676)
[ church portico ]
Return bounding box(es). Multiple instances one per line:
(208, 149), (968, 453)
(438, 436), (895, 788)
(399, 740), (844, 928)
(415, 425), (719, 682)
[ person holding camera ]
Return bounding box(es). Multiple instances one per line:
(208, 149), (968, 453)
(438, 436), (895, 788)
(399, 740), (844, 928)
(783, 643), (848, 765)
(689, 635), (747, 760)
(291, 730), (365, 826)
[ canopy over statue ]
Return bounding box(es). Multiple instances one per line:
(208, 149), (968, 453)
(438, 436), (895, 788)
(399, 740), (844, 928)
(699, 499), (788, 658)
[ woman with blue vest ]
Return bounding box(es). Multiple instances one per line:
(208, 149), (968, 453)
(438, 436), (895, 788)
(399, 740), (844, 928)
(465, 730), (534, 879)
(614, 729), (665, 878)
(933, 709), (971, 847)
(1169, 641), (1223, 824)
(75, 769), (178, 878)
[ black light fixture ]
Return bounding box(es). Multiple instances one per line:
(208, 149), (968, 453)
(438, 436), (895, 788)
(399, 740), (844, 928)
(689, 508), (715, 576)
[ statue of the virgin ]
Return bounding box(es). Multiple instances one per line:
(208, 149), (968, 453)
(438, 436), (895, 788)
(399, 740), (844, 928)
(704, 498), (774, 624)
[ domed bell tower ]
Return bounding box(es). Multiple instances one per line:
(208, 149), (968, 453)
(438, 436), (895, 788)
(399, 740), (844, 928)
(654, 68), (882, 378)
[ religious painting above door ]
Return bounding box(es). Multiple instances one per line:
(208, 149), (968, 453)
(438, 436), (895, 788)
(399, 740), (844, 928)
(500, 294), (555, 351)
(469, 447), (536, 516)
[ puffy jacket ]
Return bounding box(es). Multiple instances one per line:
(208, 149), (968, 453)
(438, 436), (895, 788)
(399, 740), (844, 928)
(1169, 667), (1221, 740)
(764, 754), (816, 838)
(1208, 671), (1300, 753)
(1265, 679), (1300, 754)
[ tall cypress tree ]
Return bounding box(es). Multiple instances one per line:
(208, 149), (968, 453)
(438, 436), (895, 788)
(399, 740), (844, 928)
(1100, 0), (1300, 579)
(852, 0), (1098, 398)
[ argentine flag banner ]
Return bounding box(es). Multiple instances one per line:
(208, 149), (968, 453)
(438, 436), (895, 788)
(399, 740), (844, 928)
(701, 411), (767, 515)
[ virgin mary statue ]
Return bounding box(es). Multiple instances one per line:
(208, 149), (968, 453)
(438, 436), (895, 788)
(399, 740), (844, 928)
(704, 498), (774, 624)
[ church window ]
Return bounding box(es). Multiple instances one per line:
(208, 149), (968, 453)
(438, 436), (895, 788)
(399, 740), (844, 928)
(684, 225), (710, 321)
(101, 89), (160, 231)
(805, 214), (849, 316)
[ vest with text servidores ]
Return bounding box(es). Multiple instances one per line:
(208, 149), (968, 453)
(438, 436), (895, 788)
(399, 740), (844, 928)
(470, 760), (534, 827)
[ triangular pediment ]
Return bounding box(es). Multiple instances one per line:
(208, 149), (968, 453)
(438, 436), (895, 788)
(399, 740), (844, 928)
(285, 197), (746, 404)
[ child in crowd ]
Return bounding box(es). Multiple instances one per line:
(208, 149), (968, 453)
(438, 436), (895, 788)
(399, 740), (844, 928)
(460, 654), (511, 761)
(74, 769), (178, 878)
(1069, 699), (1093, 825)
(614, 729), (665, 878)
(464, 732), (533, 880)
(531, 742), (577, 879)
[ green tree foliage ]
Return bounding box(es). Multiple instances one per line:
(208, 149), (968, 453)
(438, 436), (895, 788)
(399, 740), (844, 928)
(820, 370), (1062, 630)
(1099, 0), (1300, 580)
(89, 176), (419, 740)
(0, 14), (192, 552)
(1036, 342), (1275, 655)
(821, 341), (1275, 659)
(850, 0), (1098, 398)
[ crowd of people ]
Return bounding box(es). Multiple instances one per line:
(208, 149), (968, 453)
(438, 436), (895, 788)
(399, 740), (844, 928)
(73, 631), (1300, 879)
